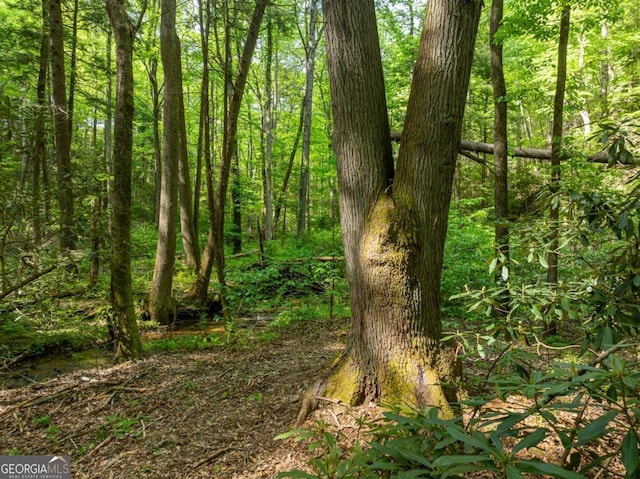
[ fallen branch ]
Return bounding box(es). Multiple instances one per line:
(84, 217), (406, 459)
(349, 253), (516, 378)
(191, 446), (242, 470)
(0, 265), (57, 301)
(0, 385), (75, 418)
(389, 130), (631, 165)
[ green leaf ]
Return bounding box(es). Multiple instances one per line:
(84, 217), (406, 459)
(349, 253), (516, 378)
(511, 428), (547, 455)
(622, 430), (640, 474)
(517, 460), (586, 478)
(538, 255), (549, 269)
(575, 411), (618, 446)
(432, 454), (493, 467)
(506, 464), (524, 479)
(444, 427), (492, 452)
(496, 412), (528, 435)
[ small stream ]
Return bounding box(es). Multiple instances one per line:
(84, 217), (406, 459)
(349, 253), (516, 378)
(0, 314), (275, 389)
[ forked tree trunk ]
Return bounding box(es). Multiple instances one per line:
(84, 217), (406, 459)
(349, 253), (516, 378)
(304, 0), (481, 421)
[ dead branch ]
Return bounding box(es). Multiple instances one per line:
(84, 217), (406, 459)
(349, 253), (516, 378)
(0, 265), (57, 301)
(389, 130), (629, 165)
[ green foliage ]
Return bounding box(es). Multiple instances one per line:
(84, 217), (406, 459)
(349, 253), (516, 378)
(280, 341), (640, 478)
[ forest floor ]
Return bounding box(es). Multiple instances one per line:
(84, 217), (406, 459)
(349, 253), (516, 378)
(0, 316), (351, 478)
(0, 316), (628, 478)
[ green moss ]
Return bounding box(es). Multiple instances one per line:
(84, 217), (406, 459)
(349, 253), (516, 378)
(325, 354), (364, 406)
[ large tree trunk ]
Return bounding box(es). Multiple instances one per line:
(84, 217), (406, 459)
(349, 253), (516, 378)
(546, 5), (571, 337)
(309, 0), (481, 419)
(150, 0), (181, 325)
(106, 0), (143, 361)
(49, 0), (76, 253)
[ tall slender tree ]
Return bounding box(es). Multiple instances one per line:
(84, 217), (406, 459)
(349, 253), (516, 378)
(296, 0), (319, 237)
(546, 3), (571, 337)
(490, 0), (510, 315)
(150, 0), (181, 325)
(49, 0), (76, 253)
(106, 0), (144, 360)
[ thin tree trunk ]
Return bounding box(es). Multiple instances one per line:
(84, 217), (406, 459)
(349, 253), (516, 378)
(274, 99), (304, 229)
(105, 30), (113, 213)
(191, 0), (268, 307)
(106, 0), (143, 360)
(296, 0), (319, 237)
(546, 4), (571, 337)
(262, 16), (274, 241)
(490, 0), (510, 316)
(49, 0), (76, 253)
(33, 0), (49, 247)
(67, 0), (79, 135)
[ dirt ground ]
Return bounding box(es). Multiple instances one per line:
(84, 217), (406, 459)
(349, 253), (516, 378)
(0, 317), (629, 479)
(0, 317), (352, 478)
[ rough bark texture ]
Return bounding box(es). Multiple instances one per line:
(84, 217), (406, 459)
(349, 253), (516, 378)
(150, 0), (181, 325)
(106, 0), (143, 361)
(49, 0), (76, 253)
(309, 0), (481, 420)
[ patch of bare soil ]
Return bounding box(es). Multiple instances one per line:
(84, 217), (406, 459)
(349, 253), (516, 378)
(0, 318), (348, 478)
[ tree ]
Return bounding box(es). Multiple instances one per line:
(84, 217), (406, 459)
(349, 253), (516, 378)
(49, 0), (76, 253)
(190, 0), (268, 307)
(106, 0), (144, 360)
(149, 0), (181, 325)
(296, 0), (319, 237)
(490, 0), (510, 315)
(304, 0), (482, 417)
(546, 3), (571, 336)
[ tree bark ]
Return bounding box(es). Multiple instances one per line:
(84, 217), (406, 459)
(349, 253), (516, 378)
(296, 0), (319, 237)
(49, 0), (76, 253)
(311, 0), (481, 417)
(490, 0), (510, 315)
(33, 0), (49, 247)
(546, 4), (571, 337)
(150, 0), (181, 325)
(106, 0), (143, 361)
(262, 15), (274, 242)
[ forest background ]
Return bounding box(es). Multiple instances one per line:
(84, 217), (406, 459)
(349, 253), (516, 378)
(1, 0), (640, 476)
